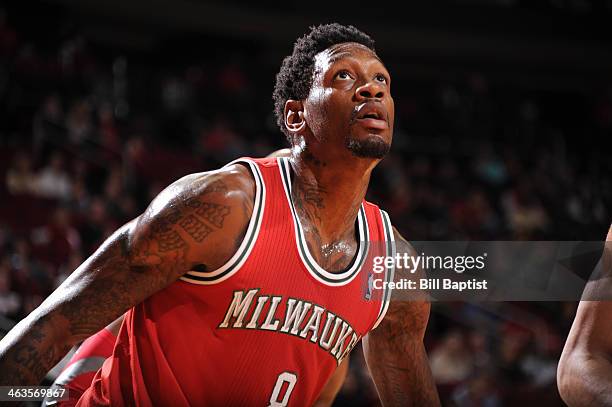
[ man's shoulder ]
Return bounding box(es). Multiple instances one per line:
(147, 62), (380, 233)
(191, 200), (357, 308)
(137, 162), (257, 241)
(131, 161), (259, 272)
(167, 162), (256, 206)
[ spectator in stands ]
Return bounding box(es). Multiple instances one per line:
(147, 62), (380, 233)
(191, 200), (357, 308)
(34, 151), (72, 200)
(77, 196), (108, 254)
(8, 238), (50, 315)
(430, 330), (474, 385)
(30, 207), (80, 274)
(5, 152), (36, 195)
(33, 94), (65, 156)
(451, 187), (501, 239)
(451, 368), (501, 407)
(502, 177), (549, 238)
(66, 99), (93, 146)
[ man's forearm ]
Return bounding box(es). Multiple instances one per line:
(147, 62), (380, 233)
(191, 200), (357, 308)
(0, 312), (71, 385)
(0, 225), (149, 385)
(364, 335), (439, 406)
(380, 347), (438, 406)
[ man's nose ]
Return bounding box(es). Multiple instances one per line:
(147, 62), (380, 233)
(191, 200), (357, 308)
(356, 81), (385, 100)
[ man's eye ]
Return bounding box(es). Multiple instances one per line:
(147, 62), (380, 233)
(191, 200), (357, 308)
(335, 71), (352, 80)
(375, 74), (387, 83)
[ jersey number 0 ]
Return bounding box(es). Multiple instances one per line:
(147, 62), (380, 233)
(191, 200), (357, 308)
(267, 371), (297, 407)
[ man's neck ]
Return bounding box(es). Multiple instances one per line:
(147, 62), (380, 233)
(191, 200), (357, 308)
(288, 146), (377, 245)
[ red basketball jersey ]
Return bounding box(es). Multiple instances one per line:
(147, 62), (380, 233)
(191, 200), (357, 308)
(77, 157), (395, 407)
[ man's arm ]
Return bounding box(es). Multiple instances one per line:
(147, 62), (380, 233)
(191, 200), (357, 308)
(558, 225), (612, 406)
(0, 164), (254, 385)
(363, 227), (440, 406)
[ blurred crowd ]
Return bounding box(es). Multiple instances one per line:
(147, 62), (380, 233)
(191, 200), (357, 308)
(1, 5), (611, 406)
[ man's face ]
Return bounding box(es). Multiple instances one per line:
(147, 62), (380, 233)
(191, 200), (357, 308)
(303, 42), (394, 159)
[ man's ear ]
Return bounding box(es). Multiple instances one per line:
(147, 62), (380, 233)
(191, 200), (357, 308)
(284, 100), (306, 135)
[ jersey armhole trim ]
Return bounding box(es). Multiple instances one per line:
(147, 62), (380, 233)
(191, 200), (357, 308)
(180, 159), (266, 285)
(370, 209), (395, 330)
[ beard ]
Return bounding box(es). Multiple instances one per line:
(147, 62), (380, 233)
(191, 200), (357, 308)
(345, 134), (390, 159)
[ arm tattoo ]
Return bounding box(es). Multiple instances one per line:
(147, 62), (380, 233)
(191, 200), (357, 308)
(178, 215), (213, 242)
(0, 171), (254, 386)
(365, 303), (440, 406)
(185, 196), (231, 229)
(0, 230), (161, 385)
(7, 323), (70, 386)
(194, 202), (231, 228)
(149, 208), (189, 253)
(158, 230), (188, 252)
(148, 183), (232, 246)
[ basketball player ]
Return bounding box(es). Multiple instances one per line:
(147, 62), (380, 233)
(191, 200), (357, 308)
(0, 23), (440, 406)
(42, 151), (351, 407)
(558, 225), (612, 406)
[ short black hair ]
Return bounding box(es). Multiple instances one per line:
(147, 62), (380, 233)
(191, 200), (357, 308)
(272, 23), (376, 141)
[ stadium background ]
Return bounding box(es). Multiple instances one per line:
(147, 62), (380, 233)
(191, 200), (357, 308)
(0, 0), (611, 405)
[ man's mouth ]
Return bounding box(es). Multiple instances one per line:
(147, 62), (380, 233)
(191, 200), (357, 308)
(354, 103), (388, 130)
